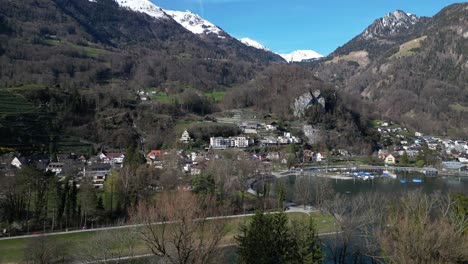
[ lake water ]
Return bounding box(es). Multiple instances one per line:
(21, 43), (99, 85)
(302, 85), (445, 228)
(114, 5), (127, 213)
(274, 172), (468, 203)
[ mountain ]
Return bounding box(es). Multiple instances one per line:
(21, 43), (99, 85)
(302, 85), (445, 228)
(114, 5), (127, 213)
(110, 0), (169, 19)
(331, 9), (429, 59)
(310, 3), (468, 137)
(165, 10), (223, 37)
(0, 0), (284, 151)
(361, 10), (419, 40)
(239, 38), (269, 51)
(280, 50), (323, 63)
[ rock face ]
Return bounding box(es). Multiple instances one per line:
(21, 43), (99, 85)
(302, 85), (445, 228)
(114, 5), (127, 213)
(361, 10), (419, 40)
(292, 90), (326, 117)
(303, 125), (322, 144)
(293, 93), (314, 117)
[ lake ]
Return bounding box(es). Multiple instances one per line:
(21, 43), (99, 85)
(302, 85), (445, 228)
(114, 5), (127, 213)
(272, 172), (468, 203)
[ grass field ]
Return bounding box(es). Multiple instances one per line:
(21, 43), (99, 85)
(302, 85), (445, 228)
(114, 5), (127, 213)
(45, 39), (105, 58)
(204, 91), (226, 102)
(0, 212), (335, 263)
(148, 91), (226, 104)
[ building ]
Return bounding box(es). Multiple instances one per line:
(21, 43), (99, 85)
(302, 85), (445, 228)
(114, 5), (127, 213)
(180, 130), (191, 143)
(384, 154), (396, 165)
(46, 162), (64, 175)
(210, 137), (230, 149)
(209, 136), (251, 149)
(81, 164), (112, 188)
(442, 161), (467, 172)
(10, 157), (22, 169)
(234, 136), (250, 148)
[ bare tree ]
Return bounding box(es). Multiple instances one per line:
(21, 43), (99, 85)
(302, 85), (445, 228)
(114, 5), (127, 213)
(23, 235), (69, 264)
(295, 175), (313, 208)
(323, 193), (387, 264)
(131, 191), (228, 264)
(313, 177), (335, 210)
(377, 191), (468, 264)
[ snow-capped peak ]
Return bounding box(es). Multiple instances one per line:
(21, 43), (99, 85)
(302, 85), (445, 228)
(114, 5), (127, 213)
(279, 50), (323, 63)
(239, 38), (269, 51)
(362, 10), (419, 40)
(165, 10), (223, 36)
(112, 0), (169, 19)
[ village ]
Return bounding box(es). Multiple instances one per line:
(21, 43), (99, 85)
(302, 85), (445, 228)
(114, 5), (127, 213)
(1, 118), (467, 191)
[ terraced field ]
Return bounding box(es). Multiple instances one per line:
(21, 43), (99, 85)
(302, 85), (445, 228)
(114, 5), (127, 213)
(0, 89), (36, 116)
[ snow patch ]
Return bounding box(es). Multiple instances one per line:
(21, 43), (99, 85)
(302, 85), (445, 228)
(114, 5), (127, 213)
(102, 0), (170, 19)
(280, 50), (323, 63)
(239, 38), (269, 51)
(165, 10), (222, 35)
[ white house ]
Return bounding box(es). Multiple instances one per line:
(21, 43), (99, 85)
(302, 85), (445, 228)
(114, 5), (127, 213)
(384, 154), (396, 165)
(316, 153), (325, 162)
(46, 162), (64, 175)
(180, 130), (191, 143)
(11, 157), (22, 169)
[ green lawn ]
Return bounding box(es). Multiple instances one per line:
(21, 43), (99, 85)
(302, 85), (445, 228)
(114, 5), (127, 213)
(204, 91), (226, 102)
(0, 212), (335, 263)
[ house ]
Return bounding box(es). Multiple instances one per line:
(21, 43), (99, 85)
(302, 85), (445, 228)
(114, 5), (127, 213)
(180, 130), (192, 143)
(106, 150), (125, 165)
(316, 153), (325, 162)
(46, 162), (64, 175)
(458, 153), (468, 163)
(241, 122), (259, 134)
(11, 157), (22, 169)
(442, 161), (467, 172)
(265, 124), (277, 131)
(261, 136), (278, 145)
(146, 150), (164, 167)
(378, 150), (389, 159)
(81, 164), (112, 188)
(406, 149), (420, 157)
(384, 154), (396, 165)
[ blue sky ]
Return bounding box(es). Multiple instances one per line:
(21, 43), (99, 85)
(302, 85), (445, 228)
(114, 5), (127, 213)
(152, 0), (462, 55)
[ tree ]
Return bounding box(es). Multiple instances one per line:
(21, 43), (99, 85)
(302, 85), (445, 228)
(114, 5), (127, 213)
(131, 191), (227, 264)
(399, 151), (409, 166)
(77, 177), (97, 228)
(290, 218), (323, 264)
(377, 191), (468, 263)
(192, 174), (215, 195)
(23, 236), (70, 264)
(295, 176), (313, 208)
(236, 211), (322, 264)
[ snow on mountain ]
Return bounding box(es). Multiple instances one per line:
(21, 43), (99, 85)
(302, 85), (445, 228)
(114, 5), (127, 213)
(362, 10), (419, 39)
(112, 0), (169, 19)
(239, 38), (269, 51)
(165, 10), (223, 36)
(280, 50), (323, 63)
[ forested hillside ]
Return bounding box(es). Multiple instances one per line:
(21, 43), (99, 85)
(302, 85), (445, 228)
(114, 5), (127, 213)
(309, 3), (468, 138)
(0, 0), (283, 151)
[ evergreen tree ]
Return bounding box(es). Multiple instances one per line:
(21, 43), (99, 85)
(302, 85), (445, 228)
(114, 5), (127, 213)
(236, 212), (322, 264)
